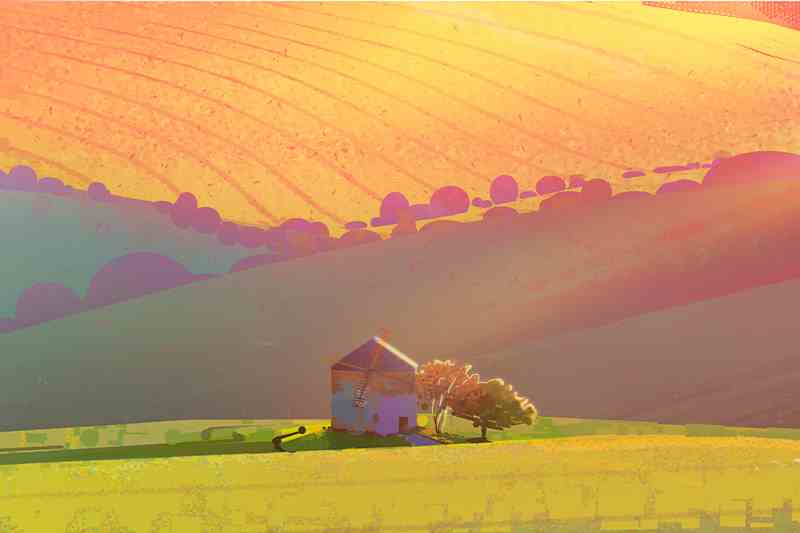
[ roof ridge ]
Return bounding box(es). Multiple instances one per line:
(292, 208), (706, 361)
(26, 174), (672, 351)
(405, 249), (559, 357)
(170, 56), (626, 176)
(331, 337), (418, 370)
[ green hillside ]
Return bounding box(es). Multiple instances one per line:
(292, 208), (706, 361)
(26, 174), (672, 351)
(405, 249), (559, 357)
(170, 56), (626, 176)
(0, 190), (253, 317)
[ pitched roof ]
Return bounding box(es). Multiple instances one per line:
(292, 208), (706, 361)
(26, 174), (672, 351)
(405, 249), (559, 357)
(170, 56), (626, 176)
(331, 337), (418, 372)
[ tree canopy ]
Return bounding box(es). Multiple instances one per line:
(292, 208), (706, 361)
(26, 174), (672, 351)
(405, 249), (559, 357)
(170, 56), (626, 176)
(416, 360), (480, 434)
(451, 378), (537, 440)
(416, 360), (536, 439)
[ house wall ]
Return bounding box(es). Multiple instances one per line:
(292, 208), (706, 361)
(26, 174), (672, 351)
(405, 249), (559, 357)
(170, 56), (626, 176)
(373, 393), (417, 436)
(331, 370), (417, 435)
(331, 379), (377, 433)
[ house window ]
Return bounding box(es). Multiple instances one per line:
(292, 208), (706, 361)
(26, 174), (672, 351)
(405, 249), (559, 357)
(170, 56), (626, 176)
(372, 413), (380, 424)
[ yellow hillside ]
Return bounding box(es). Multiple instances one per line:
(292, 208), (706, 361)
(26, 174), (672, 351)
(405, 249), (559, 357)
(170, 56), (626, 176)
(1, 2), (798, 228)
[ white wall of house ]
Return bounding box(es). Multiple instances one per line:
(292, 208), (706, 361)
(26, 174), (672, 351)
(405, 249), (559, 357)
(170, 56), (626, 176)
(331, 381), (416, 436)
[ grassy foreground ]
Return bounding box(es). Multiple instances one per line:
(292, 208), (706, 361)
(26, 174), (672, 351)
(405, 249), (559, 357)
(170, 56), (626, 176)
(3, 435), (800, 531)
(4, 417), (800, 531)
(6, 415), (800, 466)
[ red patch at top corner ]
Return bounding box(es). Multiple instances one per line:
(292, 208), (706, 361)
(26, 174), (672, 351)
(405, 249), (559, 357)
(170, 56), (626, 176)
(643, 1), (800, 31)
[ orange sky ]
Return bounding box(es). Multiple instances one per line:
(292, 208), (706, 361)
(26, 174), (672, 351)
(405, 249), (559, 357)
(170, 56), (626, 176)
(0, 2), (799, 229)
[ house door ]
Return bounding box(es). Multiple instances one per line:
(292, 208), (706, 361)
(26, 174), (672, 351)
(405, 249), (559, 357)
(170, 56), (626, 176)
(398, 416), (409, 433)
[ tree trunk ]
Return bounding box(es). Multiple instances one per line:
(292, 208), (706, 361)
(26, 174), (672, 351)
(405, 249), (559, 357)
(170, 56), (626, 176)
(481, 425), (487, 440)
(432, 395), (444, 434)
(440, 407), (451, 434)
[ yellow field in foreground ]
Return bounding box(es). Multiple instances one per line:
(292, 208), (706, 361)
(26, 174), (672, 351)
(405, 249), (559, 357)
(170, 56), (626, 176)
(3, 436), (800, 531)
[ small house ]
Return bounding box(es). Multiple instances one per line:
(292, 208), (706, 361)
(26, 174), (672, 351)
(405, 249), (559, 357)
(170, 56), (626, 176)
(331, 336), (418, 436)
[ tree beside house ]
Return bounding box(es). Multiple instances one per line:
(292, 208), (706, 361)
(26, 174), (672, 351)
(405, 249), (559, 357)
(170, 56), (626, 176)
(416, 359), (537, 440)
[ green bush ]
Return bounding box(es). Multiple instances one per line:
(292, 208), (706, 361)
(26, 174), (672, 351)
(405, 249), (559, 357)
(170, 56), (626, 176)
(243, 428), (276, 442)
(685, 424), (737, 437)
(79, 428), (100, 448)
(25, 432), (47, 445)
(201, 428), (243, 441)
(164, 429), (204, 445)
(164, 429), (181, 445)
(750, 428), (800, 440)
(113, 429), (127, 446)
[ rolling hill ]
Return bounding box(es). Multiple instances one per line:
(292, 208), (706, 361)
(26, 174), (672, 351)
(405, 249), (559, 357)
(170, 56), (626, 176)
(1, 2), (799, 227)
(3, 174), (800, 431)
(471, 278), (800, 429)
(0, 183), (257, 318)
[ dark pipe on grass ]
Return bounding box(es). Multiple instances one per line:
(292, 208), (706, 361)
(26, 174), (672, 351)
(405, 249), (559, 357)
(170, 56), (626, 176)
(272, 426), (306, 453)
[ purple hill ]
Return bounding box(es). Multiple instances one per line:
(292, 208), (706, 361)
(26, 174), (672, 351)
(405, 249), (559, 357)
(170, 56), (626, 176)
(88, 182), (112, 202)
(484, 206), (518, 219)
(537, 176), (566, 195)
(568, 175), (587, 189)
(581, 179), (613, 203)
(171, 192), (198, 229)
(0, 318), (15, 333)
(191, 207), (222, 234)
(490, 175), (519, 204)
(653, 165), (690, 174)
(380, 192), (411, 222)
(338, 229), (382, 248)
(309, 222), (330, 237)
(610, 191), (654, 202)
(175, 192), (198, 212)
(38, 177), (68, 195)
(430, 186), (469, 217)
(230, 254), (282, 273)
(15, 283), (83, 326)
(153, 200), (172, 214)
(411, 204), (433, 220)
(84, 252), (198, 308)
(622, 170), (646, 179)
(704, 151), (800, 187)
(420, 220), (463, 233)
(657, 179), (702, 195)
(238, 226), (267, 248)
(539, 190), (584, 212)
(6, 165), (37, 191)
(217, 222), (240, 246)
(281, 218), (313, 233)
